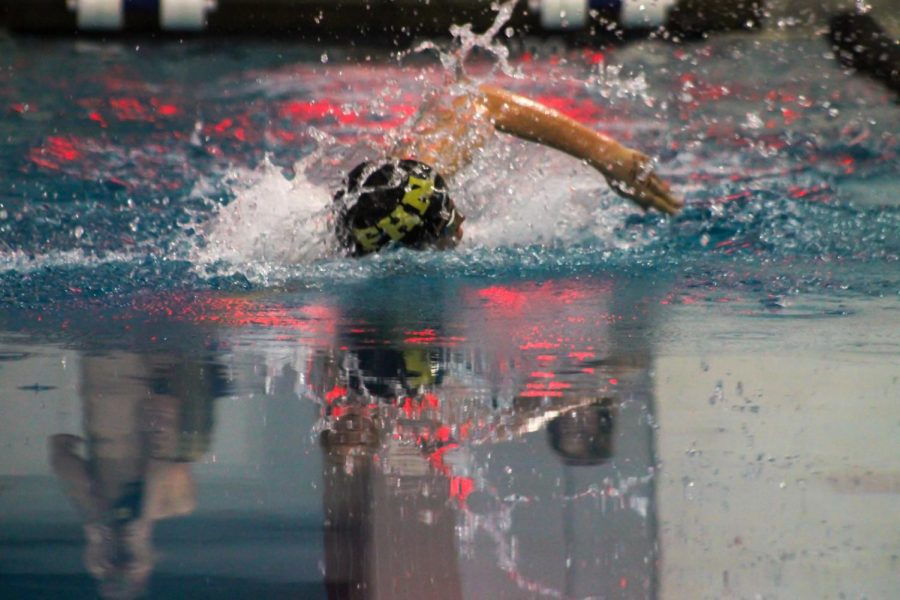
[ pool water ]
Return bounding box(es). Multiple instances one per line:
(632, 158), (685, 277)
(1, 21), (898, 600)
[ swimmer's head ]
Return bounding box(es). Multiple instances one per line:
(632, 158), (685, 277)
(333, 159), (464, 256)
(547, 399), (616, 466)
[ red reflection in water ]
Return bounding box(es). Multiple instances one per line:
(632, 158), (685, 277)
(406, 328), (436, 337)
(788, 184), (830, 201)
(464, 279), (619, 406)
(436, 425), (451, 442)
(476, 282), (592, 314)
(199, 300), (316, 330)
(781, 107), (799, 125)
(110, 97), (144, 120)
(29, 136), (83, 170)
(519, 341), (560, 350)
(530, 371), (555, 379)
(122, 293), (339, 340)
(404, 334), (466, 346)
(478, 285), (528, 311)
(212, 117), (233, 132)
(423, 393), (440, 409)
(325, 386), (347, 404)
(449, 476), (474, 503)
(280, 100), (415, 129)
(157, 104), (179, 117)
(582, 49), (605, 65)
(519, 390), (564, 398)
(427, 443), (459, 475)
(88, 111), (107, 128)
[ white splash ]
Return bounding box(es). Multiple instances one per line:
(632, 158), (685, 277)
(409, 0), (522, 84)
(0, 248), (142, 275)
(193, 156), (336, 273)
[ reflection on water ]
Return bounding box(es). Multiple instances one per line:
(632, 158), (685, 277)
(0, 275), (660, 599)
(50, 355), (225, 599)
(2, 274), (896, 598)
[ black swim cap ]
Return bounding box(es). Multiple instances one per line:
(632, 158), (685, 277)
(333, 159), (460, 256)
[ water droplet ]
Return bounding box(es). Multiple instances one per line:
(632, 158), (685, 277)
(709, 381), (724, 405)
(743, 112), (763, 129)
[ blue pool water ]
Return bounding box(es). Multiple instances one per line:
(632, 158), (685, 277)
(1, 33), (897, 302)
(0, 23), (898, 600)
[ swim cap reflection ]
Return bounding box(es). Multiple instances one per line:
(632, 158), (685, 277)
(334, 159), (458, 255)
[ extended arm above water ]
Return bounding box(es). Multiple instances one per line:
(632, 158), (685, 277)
(477, 84), (682, 215)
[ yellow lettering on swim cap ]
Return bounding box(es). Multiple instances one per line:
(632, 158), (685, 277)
(403, 349), (435, 387)
(402, 175), (435, 215)
(353, 225), (383, 251)
(377, 205), (422, 241)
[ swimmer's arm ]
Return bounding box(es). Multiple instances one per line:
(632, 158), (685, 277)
(49, 434), (101, 520)
(391, 94), (494, 178)
(477, 84), (682, 215)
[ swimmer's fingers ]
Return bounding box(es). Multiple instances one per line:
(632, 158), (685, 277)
(640, 172), (683, 215)
(607, 173), (682, 215)
(606, 154), (682, 215)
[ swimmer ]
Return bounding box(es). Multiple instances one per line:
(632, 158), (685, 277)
(333, 83), (682, 256)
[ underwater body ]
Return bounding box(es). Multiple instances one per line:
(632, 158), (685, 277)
(0, 13), (898, 600)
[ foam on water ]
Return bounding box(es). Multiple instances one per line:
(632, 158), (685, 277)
(193, 157), (335, 270)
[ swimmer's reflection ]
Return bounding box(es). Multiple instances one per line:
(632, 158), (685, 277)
(317, 348), (463, 600)
(48, 353), (225, 599)
(548, 398), (616, 465)
(313, 346), (619, 599)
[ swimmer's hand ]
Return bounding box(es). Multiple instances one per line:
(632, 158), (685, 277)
(604, 150), (683, 215)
